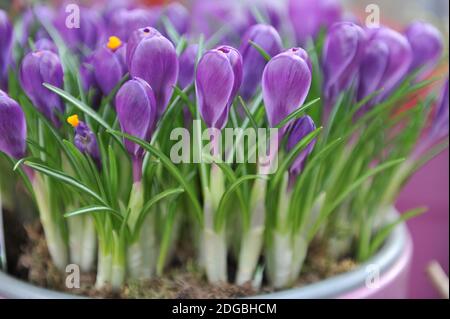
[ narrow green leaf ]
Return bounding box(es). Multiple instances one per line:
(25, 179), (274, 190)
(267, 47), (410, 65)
(249, 40), (271, 62)
(64, 205), (122, 221)
(275, 98), (321, 129)
(238, 96), (258, 130)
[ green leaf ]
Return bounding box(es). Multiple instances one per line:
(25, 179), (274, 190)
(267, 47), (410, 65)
(109, 130), (203, 224)
(271, 127), (323, 188)
(22, 160), (107, 205)
(369, 207), (426, 256)
(160, 15), (181, 44)
(238, 96), (258, 130)
(249, 40), (271, 62)
(64, 205), (123, 221)
(214, 175), (268, 232)
(275, 98), (321, 129)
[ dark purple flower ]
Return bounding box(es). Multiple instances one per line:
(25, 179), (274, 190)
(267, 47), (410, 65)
(431, 77), (449, 141)
(245, 3), (282, 31)
(287, 115), (316, 179)
(91, 36), (127, 95)
(116, 77), (157, 180)
(159, 3), (190, 37)
(34, 38), (58, 54)
(322, 22), (366, 106)
(262, 48), (312, 130)
(196, 46), (243, 129)
(67, 115), (100, 162)
(20, 50), (65, 126)
(127, 27), (179, 118)
(239, 24), (283, 100)
(0, 10), (13, 91)
(178, 44), (198, 90)
(0, 90), (27, 159)
(107, 8), (159, 41)
(55, 7), (105, 52)
(357, 27), (412, 105)
(288, 0), (342, 45)
(80, 54), (97, 92)
(405, 21), (443, 80)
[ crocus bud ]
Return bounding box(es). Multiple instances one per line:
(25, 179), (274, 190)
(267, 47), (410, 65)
(67, 114), (100, 162)
(196, 46), (243, 129)
(92, 36), (127, 95)
(287, 115), (316, 180)
(262, 48), (312, 130)
(431, 77), (449, 141)
(55, 7), (105, 52)
(127, 27), (179, 118)
(179, 45), (198, 90)
(239, 24), (283, 100)
(20, 50), (64, 126)
(0, 91), (27, 159)
(0, 10), (13, 90)
(116, 78), (157, 170)
(34, 38), (58, 54)
(405, 21), (443, 80)
(288, 0), (342, 45)
(159, 3), (190, 37)
(322, 22), (366, 106)
(108, 8), (159, 41)
(357, 27), (412, 105)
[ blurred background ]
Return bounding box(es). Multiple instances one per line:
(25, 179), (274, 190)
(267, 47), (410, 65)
(0, 0), (448, 299)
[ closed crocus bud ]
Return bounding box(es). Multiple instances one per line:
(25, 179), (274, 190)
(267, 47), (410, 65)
(160, 3), (190, 37)
(0, 10), (13, 90)
(288, 0), (342, 45)
(92, 36), (127, 95)
(405, 22), (443, 80)
(196, 46), (243, 129)
(0, 91), (27, 159)
(322, 22), (366, 106)
(287, 115), (316, 180)
(358, 27), (412, 104)
(116, 78), (157, 180)
(20, 50), (64, 126)
(431, 77), (449, 141)
(108, 8), (159, 41)
(67, 115), (100, 162)
(179, 44), (198, 90)
(239, 24), (283, 100)
(127, 27), (179, 118)
(55, 7), (105, 52)
(34, 38), (58, 54)
(262, 48), (312, 130)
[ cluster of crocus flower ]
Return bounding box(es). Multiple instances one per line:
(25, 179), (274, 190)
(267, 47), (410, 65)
(0, 0), (448, 295)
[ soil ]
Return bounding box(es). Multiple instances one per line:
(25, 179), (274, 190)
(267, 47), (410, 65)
(4, 211), (357, 299)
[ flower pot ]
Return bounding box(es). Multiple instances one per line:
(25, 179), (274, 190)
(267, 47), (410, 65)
(0, 208), (412, 299)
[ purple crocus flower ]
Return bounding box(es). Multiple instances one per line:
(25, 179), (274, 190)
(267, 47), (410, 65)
(55, 7), (105, 52)
(239, 24), (283, 100)
(91, 36), (127, 95)
(20, 6), (55, 47)
(287, 115), (316, 182)
(357, 27), (412, 105)
(107, 8), (159, 41)
(245, 3), (282, 31)
(322, 22), (366, 107)
(159, 3), (190, 37)
(196, 46), (243, 130)
(116, 77), (157, 181)
(20, 50), (65, 126)
(288, 0), (342, 45)
(405, 21), (443, 80)
(178, 44), (198, 90)
(0, 90), (27, 159)
(431, 77), (449, 141)
(262, 48), (312, 131)
(127, 27), (179, 118)
(34, 38), (58, 54)
(0, 10), (13, 91)
(67, 115), (100, 162)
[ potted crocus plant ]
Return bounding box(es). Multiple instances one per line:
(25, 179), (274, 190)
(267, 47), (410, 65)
(0, 0), (448, 299)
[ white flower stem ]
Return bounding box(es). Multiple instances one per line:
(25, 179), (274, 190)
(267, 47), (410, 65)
(95, 246), (112, 289)
(33, 175), (68, 271)
(235, 178), (267, 285)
